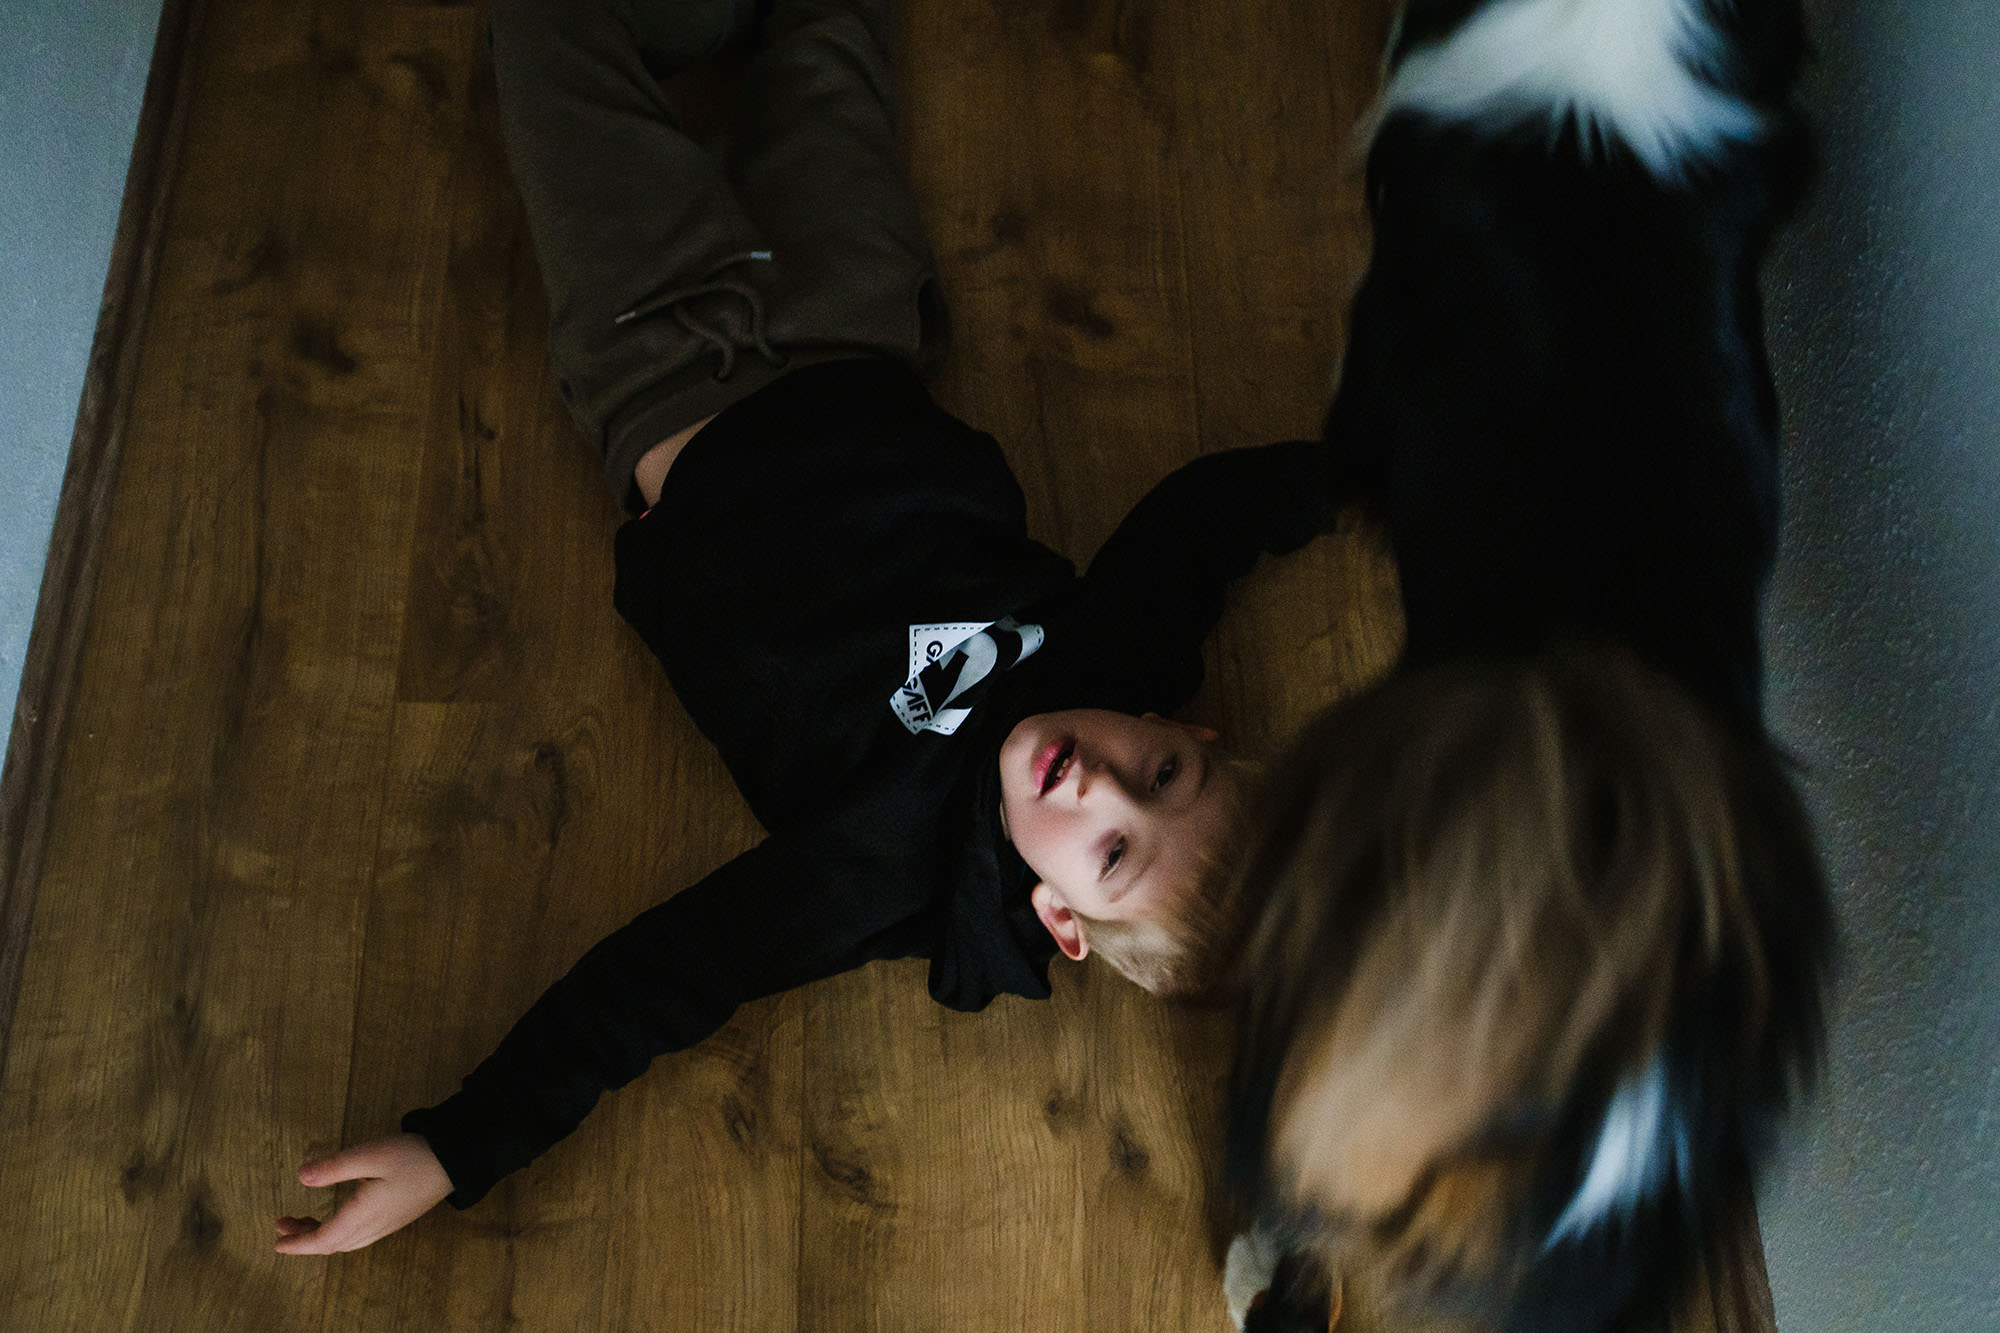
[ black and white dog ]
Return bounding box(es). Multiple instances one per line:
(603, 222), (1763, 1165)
(1223, 0), (1833, 1328)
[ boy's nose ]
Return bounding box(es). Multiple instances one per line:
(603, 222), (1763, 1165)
(1075, 757), (1135, 804)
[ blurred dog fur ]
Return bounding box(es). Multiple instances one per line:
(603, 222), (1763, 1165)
(1222, 1), (1833, 1329)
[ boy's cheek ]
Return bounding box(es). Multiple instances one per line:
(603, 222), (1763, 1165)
(1025, 828), (1066, 882)
(1004, 808), (1047, 869)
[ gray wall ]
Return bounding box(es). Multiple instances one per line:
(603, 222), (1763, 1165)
(1760, 0), (2000, 1328)
(0, 0), (162, 733)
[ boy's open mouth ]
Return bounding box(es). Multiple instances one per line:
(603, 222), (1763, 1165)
(1036, 738), (1076, 796)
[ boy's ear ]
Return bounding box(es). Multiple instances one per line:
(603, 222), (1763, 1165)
(1142, 712), (1220, 743)
(1030, 883), (1090, 961)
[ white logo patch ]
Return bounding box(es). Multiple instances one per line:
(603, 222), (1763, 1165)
(890, 618), (1045, 736)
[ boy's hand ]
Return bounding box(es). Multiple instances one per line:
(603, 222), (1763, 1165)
(273, 1133), (453, 1255)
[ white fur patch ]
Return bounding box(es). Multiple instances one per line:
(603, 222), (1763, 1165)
(1378, 0), (1764, 176)
(1544, 1056), (1686, 1247)
(1223, 1225), (1285, 1330)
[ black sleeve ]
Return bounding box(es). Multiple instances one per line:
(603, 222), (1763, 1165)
(1071, 439), (1341, 710)
(401, 823), (927, 1207)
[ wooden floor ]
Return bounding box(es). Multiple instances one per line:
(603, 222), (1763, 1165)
(0, 1), (1772, 1329)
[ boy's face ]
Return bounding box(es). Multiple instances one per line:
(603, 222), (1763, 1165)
(998, 709), (1236, 957)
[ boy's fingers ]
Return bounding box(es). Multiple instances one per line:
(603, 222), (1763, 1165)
(299, 1152), (363, 1186)
(274, 1219), (336, 1254)
(280, 1146), (443, 1256)
(275, 1234), (346, 1255)
(274, 1199), (369, 1255)
(273, 1222), (331, 1255)
(299, 1139), (401, 1186)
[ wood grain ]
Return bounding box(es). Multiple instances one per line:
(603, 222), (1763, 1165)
(0, 0), (1776, 1329)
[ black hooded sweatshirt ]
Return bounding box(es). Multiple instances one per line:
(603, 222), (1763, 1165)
(403, 359), (1337, 1206)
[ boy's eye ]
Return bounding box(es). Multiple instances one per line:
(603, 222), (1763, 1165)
(1152, 757), (1179, 791)
(1102, 837), (1126, 877)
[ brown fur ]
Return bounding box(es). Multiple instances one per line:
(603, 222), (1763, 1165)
(1234, 644), (1828, 1320)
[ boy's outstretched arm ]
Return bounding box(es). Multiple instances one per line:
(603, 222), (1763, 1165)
(273, 1133), (453, 1255)
(276, 802), (930, 1251)
(1072, 439), (1344, 710)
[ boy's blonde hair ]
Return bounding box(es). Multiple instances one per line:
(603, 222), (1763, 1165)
(1077, 754), (1260, 999)
(1228, 644), (1831, 1319)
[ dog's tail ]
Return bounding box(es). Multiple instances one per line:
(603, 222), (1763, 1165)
(1375, 0), (1790, 177)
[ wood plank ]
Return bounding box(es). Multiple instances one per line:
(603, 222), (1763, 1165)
(1160, 0), (1406, 751)
(0, 2), (472, 1326)
(904, 0), (1204, 557)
